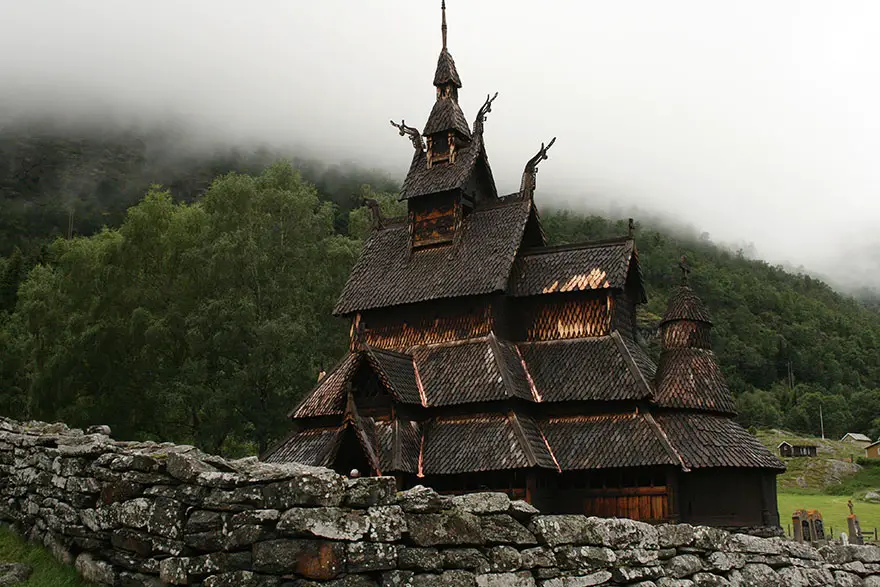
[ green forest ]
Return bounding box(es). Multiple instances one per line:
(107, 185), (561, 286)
(2, 125), (880, 455)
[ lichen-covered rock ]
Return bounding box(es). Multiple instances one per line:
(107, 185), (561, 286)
(553, 545), (616, 569)
(262, 471), (346, 508)
(611, 565), (667, 583)
(851, 545), (880, 563)
(475, 571), (536, 586)
(666, 554), (703, 578)
(488, 546), (522, 572)
(691, 572), (729, 586)
(452, 492), (511, 514)
(481, 514), (536, 545)
(833, 570), (862, 587)
(347, 542), (398, 573)
(412, 569), (476, 586)
(203, 570), (280, 587)
(442, 548), (490, 572)
(277, 507), (368, 540)
(658, 524), (696, 548)
(729, 534), (782, 555)
(396, 485), (452, 513)
(252, 539), (344, 579)
(74, 553), (116, 585)
(407, 511), (484, 546)
(739, 563), (780, 586)
(368, 505), (407, 542)
(345, 476), (397, 508)
(399, 547), (443, 571)
(158, 553), (227, 584)
(382, 570), (416, 587)
(705, 551), (745, 572)
(508, 500), (539, 520)
(540, 570), (613, 586)
(520, 547), (556, 569)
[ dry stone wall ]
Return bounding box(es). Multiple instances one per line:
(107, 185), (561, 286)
(1, 418), (880, 587)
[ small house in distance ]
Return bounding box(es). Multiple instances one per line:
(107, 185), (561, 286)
(841, 433), (872, 446)
(778, 442), (817, 458)
(865, 441), (880, 459)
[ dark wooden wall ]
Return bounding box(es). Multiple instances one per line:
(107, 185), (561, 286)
(508, 291), (611, 342)
(359, 298), (493, 351)
(409, 193), (459, 248)
(676, 468), (779, 528)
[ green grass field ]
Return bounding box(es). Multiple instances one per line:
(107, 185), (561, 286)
(0, 526), (95, 587)
(777, 493), (880, 541)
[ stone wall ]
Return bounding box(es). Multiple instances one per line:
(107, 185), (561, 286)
(1, 418), (879, 587)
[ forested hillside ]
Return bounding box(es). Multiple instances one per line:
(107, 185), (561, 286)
(2, 125), (880, 455)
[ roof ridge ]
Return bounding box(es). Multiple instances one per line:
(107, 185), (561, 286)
(487, 333), (517, 400)
(516, 335), (614, 349)
(612, 331), (654, 400)
(506, 411), (540, 468)
(643, 411), (690, 472)
(518, 236), (634, 256)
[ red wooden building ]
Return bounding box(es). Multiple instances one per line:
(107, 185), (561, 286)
(263, 3), (784, 529)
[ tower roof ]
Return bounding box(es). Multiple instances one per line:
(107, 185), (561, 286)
(660, 285), (712, 325)
(434, 49), (462, 88)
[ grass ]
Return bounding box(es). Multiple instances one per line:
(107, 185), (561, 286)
(778, 492), (880, 542)
(0, 526), (96, 587)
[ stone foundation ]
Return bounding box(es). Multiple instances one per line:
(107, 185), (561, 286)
(1, 417), (878, 586)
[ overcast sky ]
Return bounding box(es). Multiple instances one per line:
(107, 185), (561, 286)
(2, 1), (879, 287)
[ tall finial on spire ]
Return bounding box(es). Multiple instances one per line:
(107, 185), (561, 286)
(679, 255), (690, 285)
(441, 1), (448, 50)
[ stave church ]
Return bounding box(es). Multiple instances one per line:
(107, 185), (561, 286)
(263, 3), (784, 529)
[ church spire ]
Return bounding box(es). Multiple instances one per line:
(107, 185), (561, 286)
(442, 0), (448, 50)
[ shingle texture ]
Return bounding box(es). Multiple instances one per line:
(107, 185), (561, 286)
(334, 197), (532, 314)
(661, 285), (712, 324)
(517, 335), (653, 403)
(654, 348), (738, 414)
(366, 348), (421, 405)
(423, 98), (471, 137)
(421, 412), (554, 474)
(263, 427), (340, 467)
(510, 239), (636, 297)
(656, 413), (785, 470)
(289, 354), (356, 418)
(372, 418), (421, 474)
(541, 414), (678, 470)
(399, 129), (491, 200)
(434, 49), (462, 87)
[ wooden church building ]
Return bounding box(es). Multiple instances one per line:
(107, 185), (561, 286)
(264, 3), (784, 529)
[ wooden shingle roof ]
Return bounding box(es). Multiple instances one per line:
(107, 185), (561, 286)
(334, 196), (531, 315)
(509, 238), (645, 301)
(661, 285), (712, 325)
(434, 49), (462, 88)
(653, 348), (738, 415)
(423, 98), (471, 137)
(399, 126), (495, 200)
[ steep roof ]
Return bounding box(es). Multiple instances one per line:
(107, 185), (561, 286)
(400, 126), (495, 200)
(434, 49), (462, 88)
(540, 413), (679, 470)
(653, 348), (738, 415)
(516, 333), (654, 403)
(661, 285), (712, 325)
(423, 96), (471, 137)
(421, 411), (557, 474)
(655, 413), (785, 470)
(509, 238), (645, 301)
(334, 196), (531, 315)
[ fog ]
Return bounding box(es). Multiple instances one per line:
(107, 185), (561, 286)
(2, 1), (880, 289)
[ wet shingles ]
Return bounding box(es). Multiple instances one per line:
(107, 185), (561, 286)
(661, 286), (712, 324)
(653, 348), (737, 414)
(434, 48), (462, 87)
(413, 339), (505, 406)
(400, 130), (484, 200)
(510, 239), (635, 297)
(517, 337), (652, 403)
(422, 413), (554, 474)
(366, 348), (422, 405)
(372, 418), (421, 474)
(334, 197), (532, 315)
(655, 413), (785, 470)
(263, 427), (340, 467)
(540, 414), (678, 470)
(423, 98), (471, 137)
(289, 353), (359, 418)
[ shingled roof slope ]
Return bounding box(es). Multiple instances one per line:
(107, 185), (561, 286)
(423, 98), (471, 137)
(399, 127), (496, 200)
(421, 412), (556, 474)
(334, 196), (531, 314)
(263, 427), (340, 467)
(653, 349), (737, 414)
(365, 348), (422, 405)
(540, 414), (679, 470)
(509, 238), (637, 297)
(288, 354), (357, 418)
(661, 286), (712, 325)
(655, 413), (785, 470)
(516, 334), (653, 403)
(412, 337), (533, 406)
(434, 49), (462, 87)
(372, 418), (421, 474)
